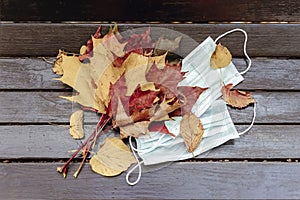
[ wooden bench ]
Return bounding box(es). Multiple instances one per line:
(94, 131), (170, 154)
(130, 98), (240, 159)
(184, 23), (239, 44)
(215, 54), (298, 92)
(0, 0), (300, 199)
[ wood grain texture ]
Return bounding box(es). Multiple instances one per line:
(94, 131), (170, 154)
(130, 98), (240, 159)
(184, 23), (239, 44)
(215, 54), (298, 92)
(1, 0), (299, 22)
(0, 91), (299, 124)
(1, 162), (300, 199)
(0, 125), (299, 160)
(1, 57), (299, 90)
(1, 23), (300, 57)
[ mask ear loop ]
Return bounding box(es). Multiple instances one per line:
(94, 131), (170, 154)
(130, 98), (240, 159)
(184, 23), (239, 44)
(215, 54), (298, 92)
(126, 134), (166, 185)
(238, 102), (256, 136)
(215, 28), (256, 135)
(214, 28), (252, 75)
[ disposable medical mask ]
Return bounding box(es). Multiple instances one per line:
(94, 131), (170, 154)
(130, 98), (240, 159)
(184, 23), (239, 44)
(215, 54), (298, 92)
(126, 28), (256, 186)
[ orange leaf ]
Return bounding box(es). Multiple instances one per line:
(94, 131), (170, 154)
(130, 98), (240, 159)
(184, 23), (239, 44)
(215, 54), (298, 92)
(222, 84), (255, 108)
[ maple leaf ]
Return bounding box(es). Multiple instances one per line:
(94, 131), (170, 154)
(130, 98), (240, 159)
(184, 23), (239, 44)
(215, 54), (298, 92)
(53, 51), (106, 112)
(180, 112), (204, 153)
(115, 98), (150, 138)
(149, 98), (181, 122)
(69, 110), (84, 139)
(146, 62), (185, 99)
(177, 86), (208, 115)
(90, 137), (136, 177)
(124, 27), (154, 53)
(53, 25), (128, 114)
(129, 86), (160, 114)
(222, 84), (255, 108)
(108, 74), (129, 117)
(123, 52), (166, 96)
(210, 43), (232, 69)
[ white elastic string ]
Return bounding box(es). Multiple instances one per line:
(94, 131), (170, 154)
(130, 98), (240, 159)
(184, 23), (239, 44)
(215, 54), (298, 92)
(238, 102), (256, 136)
(129, 134), (166, 154)
(126, 136), (144, 186)
(126, 134), (167, 185)
(214, 28), (252, 75)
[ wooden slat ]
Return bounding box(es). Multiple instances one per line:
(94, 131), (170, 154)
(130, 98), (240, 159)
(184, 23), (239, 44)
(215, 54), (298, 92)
(1, 162), (300, 199)
(1, 23), (300, 57)
(0, 125), (299, 159)
(0, 57), (68, 90)
(0, 91), (299, 124)
(1, 0), (299, 22)
(1, 57), (299, 90)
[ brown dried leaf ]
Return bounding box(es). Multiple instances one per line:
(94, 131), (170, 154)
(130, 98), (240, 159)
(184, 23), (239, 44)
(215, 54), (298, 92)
(222, 84), (255, 108)
(115, 99), (150, 138)
(89, 137), (136, 176)
(150, 98), (181, 122)
(210, 43), (232, 69)
(180, 113), (204, 153)
(69, 110), (84, 139)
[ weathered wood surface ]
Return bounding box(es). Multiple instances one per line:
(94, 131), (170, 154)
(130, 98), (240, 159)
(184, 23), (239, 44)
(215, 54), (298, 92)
(1, 57), (299, 90)
(1, 23), (300, 57)
(0, 125), (299, 160)
(0, 11), (299, 198)
(1, 162), (300, 199)
(1, 91), (299, 124)
(1, 0), (299, 22)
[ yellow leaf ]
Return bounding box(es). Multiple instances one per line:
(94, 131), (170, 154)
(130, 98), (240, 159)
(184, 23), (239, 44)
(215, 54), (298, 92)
(210, 43), (232, 69)
(53, 31), (129, 113)
(95, 63), (125, 108)
(89, 137), (136, 176)
(69, 110), (84, 139)
(123, 53), (167, 96)
(180, 113), (204, 153)
(56, 54), (106, 113)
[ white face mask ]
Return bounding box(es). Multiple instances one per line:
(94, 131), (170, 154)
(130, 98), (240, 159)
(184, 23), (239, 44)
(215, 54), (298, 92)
(136, 99), (239, 165)
(126, 28), (256, 186)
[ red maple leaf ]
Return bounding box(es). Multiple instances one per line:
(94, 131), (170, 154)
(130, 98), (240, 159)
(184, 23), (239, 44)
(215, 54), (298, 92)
(146, 62), (185, 99)
(108, 75), (159, 120)
(113, 28), (154, 67)
(124, 27), (154, 53)
(129, 86), (159, 115)
(108, 75), (129, 117)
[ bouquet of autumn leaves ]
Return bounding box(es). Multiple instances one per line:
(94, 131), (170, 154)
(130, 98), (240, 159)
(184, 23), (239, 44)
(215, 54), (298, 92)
(53, 25), (255, 178)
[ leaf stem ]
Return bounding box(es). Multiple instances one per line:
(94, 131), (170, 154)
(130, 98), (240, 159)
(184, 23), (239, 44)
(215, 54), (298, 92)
(57, 114), (111, 178)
